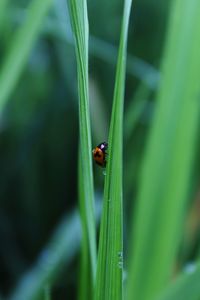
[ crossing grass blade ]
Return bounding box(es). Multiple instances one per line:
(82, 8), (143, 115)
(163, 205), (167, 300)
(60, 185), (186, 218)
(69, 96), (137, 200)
(127, 0), (200, 299)
(157, 263), (200, 300)
(8, 210), (82, 300)
(67, 0), (97, 282)
(0, 0), (8, 30)
(8, 200), (102, 300)
(44, 285), (51, 300)
(124, 82), (150, 142)
(89, 36), (160, 90)
(94, 1), (132, 300)
(0, 0), (53, 113)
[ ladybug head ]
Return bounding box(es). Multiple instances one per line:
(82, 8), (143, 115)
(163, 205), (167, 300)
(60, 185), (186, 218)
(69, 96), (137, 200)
(98, 142), (108, 151)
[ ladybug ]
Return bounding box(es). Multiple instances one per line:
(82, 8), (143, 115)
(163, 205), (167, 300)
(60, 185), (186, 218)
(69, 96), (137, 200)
(92, 142), (108, 167)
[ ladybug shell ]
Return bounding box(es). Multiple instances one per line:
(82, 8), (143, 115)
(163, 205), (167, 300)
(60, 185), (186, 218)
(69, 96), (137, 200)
(92, 142), (108, 167)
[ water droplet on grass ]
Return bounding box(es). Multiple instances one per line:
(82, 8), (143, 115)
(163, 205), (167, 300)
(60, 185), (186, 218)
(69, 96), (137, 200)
(118, 251), (123, 258)
(102, 169), (106, 176)
(118, 251), (123, 269)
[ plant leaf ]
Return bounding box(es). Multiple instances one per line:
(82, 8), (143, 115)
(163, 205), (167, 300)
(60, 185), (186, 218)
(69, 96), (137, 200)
(157, 263), (200, 300)
(95, 1), (132, 299)
(0, 0), (53, 113)
(78, 152), (92, 300)
(127, 0), (200, 299)
(67, 0), (97, 282)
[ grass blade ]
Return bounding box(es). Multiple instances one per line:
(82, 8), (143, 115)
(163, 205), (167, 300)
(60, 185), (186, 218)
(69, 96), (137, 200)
(89, 36), (160, 90)
(157, 263), (200, 300)
(44, 285), (51, 300)
(0, 0), (8, 31)
(95, 1), (132, 299)
(124, 82), (150, 142)
(8, 201), (102, 300)
(0, 0), (53, 113)
(13, 9), (159, 89)
(8, 210), (82, 300)
(67, 0), (97, 282)
(78, 152), (92, 300)
(127, 0), (200, 299)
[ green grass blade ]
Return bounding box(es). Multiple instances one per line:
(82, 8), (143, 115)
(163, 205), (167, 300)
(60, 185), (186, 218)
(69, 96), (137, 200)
(89, 36), (160, 90)
(44, 285), (51, 300)
(8, 201), (102, 300)
(78, 152), (92, 300)
(157, 263), (200, 300)
(124, 82), (150, 142)
(8, 210), (82, 300)
(95, 1), (132, 300)
(0, 0), (53, 113)
(67, 0), (96, 281)
(13, 9), (159, 88)
(127, 0), (200, 299)
(0, 0), (8, 31)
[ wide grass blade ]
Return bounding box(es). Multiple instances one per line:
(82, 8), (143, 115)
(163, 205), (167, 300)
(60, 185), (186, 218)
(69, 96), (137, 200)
(94, 1), (132, 300)
(127, 0), (200, 299)
(157, 263), (200, 300)
(67, 0), (97, 282)
(0, 0), (53, 113)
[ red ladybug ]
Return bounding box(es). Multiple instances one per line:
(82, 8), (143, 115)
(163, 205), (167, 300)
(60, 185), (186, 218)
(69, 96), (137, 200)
(92, 142), (108, 167)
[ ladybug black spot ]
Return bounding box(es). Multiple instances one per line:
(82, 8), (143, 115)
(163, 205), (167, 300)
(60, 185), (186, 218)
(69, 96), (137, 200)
(94, 151), (102, 158)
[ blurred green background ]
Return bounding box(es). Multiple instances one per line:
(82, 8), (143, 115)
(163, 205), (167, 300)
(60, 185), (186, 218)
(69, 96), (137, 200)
(0, 0), (200, 299)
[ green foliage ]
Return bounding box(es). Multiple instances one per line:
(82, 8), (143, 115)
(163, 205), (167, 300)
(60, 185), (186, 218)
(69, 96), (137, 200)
(78, 153), (92, 300)
(124, 83), (150, 142)
(1, 0), (200, 299)
(158, 263), (200, 300)
(0, 0), (53, 112)
(0, 0), (8, 31)
(44, 285), (51, 300)
(67, 0), (97, 283)
(94, 1), (132, 300)
(9, 210), (82, 300)
(127, 0), (200, 299)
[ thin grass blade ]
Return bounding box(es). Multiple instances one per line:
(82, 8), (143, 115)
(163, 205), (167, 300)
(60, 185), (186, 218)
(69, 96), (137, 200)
(8, 200), (102, 300)
(127, 0), (200, 299)
(0, 0), (53, 113)
(0, 0), (8, 31)
(124, 82), (150, 141)
(67, 0), (96, 282)
(89, 36), (160, 90)
(78, 152), (92, 300)
(8, 210), (82, 300)
(44, 285), (51, 300)
(95, 1), (132, 300)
